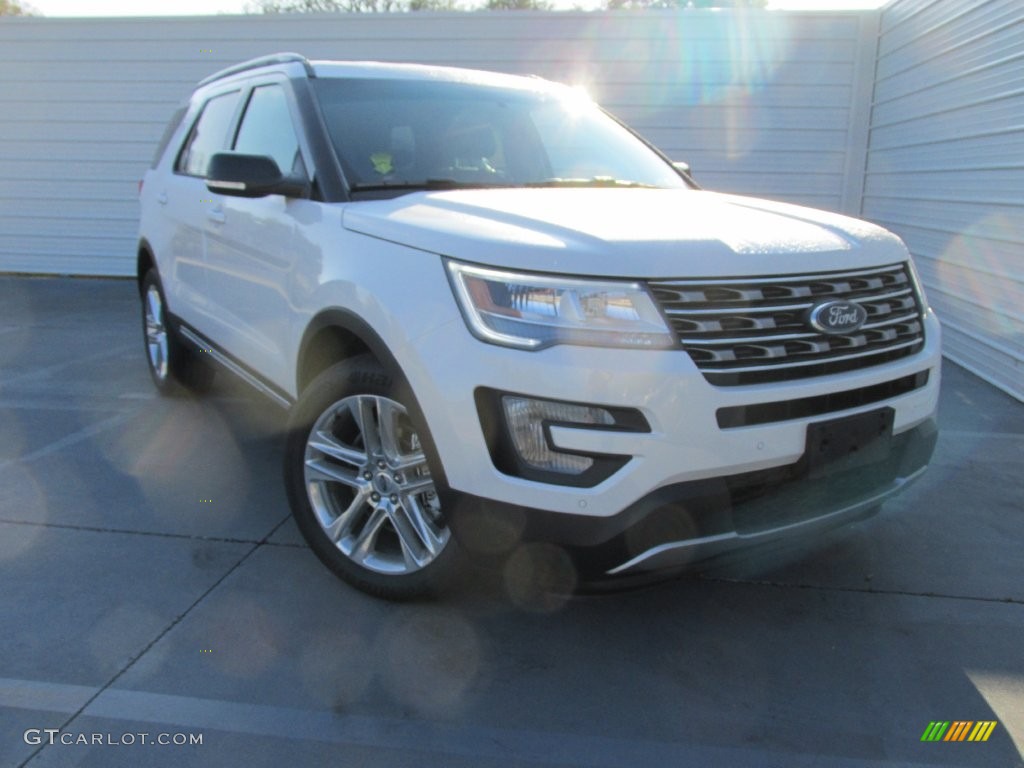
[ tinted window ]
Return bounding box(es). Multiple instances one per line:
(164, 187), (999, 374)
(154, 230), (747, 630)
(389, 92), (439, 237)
(311, 78), (685, 191)
(177, 91), (240, 177)
(233, 85), (302, 177)
(151, 104), (187, 169)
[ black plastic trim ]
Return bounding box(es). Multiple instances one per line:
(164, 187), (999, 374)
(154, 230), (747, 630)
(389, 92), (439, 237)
(290, 73), (349, 202)
(716, 370), (930, 428)
(448, 418), (938, 579)
(171, 317), (295, 407)
(475, 388), (649, 489)
(198, 53), (314, 88)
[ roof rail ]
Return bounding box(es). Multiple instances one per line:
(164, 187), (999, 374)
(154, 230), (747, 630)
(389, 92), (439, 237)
(197, 52), (315, 87)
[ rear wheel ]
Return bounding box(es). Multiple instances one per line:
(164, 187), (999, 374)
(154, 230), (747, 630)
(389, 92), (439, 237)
(285, 356), (457, 599)
(141, 270), (214, 395)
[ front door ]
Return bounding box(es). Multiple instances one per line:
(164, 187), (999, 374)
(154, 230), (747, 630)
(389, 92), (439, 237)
(204, 81), (312, 390)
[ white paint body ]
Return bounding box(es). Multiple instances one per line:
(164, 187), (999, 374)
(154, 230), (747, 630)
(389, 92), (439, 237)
(142, 181), (940, 519)
(138, 60), (941, 562)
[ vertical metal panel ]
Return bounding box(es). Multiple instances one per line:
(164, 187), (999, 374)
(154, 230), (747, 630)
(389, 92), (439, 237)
(841, 11), (882, 214)
(0, 10), (870, 278)
(863, 0), (1024, 401)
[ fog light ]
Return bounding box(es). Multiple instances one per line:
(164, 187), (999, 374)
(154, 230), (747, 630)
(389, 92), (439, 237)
(502, 396), (614, 475)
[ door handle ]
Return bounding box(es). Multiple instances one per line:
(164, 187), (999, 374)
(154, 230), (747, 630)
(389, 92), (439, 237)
(207, 206), (225, 224)
(157, 192), (168, 205)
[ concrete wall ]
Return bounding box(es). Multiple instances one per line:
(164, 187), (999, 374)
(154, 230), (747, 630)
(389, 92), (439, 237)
(0, 9), (874, 276)
(864, 0), (1024, 400)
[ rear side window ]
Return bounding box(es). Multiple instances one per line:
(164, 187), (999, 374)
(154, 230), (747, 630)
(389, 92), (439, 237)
(233, 85), (303, 176)
(151, 104), (187, 169)
(176, 91), (241, 177)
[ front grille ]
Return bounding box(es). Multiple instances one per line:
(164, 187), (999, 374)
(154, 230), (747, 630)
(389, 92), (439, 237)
(648, 263), (926, 386)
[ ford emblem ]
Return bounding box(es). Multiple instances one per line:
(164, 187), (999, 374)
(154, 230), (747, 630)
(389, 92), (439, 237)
(808, 300), (867, 335)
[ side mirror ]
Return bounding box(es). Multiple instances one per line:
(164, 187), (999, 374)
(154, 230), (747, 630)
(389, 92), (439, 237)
(206, 152), (310, 199)
(673, 161), (696, 185)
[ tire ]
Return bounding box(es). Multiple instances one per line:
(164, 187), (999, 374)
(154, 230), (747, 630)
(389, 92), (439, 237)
(141, 270), (215, 396)
(284, 356), (458, 599)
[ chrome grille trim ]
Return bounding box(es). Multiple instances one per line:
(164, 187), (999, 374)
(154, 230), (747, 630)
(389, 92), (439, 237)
(649, 263), (926, 385)
(862, 312), (920, 330)
(689, 339), (924, 374)
(683, 330), (820, 345)
(666, 303), (816, 316)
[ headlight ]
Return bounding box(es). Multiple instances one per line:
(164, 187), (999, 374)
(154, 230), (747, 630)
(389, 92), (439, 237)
(446, 260), (674, 350)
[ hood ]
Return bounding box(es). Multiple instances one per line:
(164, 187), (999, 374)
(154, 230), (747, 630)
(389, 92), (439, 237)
(341, 189), (909, 278)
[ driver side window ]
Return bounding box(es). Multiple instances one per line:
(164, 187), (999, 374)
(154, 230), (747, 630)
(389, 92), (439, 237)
(233, 84), (304, 177)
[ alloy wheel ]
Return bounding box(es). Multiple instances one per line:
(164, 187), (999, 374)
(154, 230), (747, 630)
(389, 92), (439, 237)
(303, 394), (450, 575)
(144, 283), (169, 382)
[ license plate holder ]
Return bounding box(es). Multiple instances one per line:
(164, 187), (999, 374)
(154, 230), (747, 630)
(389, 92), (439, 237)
(806, 408), (894, 479)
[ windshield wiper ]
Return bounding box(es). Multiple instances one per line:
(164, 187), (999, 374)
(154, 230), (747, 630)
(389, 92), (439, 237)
(349, 179), (510, 193)
(525, 177), (659, 189)
(349, 177), (660, 194)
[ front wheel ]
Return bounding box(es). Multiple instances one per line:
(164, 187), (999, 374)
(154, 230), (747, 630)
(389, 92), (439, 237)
(284, 357), (457, 599)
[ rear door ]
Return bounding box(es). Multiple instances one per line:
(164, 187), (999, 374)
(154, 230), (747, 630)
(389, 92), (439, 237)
(162, 88), (243, 331)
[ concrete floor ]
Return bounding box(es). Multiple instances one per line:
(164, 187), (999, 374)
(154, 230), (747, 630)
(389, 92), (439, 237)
(0, 275), (1021, 767)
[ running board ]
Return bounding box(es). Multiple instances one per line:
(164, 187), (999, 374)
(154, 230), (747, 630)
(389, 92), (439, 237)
(178, 326), (292, 409)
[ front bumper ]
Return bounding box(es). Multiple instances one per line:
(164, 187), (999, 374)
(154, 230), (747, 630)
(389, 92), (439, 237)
(406, 308), (941, 520)
(355, 251), (943, 578)
(592, 415), (936, 576)
(447, 416), (936, 577)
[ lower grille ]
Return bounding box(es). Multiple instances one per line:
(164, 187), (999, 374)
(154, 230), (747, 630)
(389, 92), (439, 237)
(716, 370), (930, 428)
(648, 263), (926, 386)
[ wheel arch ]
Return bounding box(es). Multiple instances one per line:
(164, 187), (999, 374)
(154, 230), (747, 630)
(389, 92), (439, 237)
(136, 240), (157, 294)
(295, 308), (452, 491)
(296, 309), (381, 396)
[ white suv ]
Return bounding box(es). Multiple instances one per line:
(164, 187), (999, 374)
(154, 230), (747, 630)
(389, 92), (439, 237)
(137, 53), (940, 598)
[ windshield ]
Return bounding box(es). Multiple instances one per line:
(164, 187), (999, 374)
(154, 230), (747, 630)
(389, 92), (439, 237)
(311, 78), (688, 193)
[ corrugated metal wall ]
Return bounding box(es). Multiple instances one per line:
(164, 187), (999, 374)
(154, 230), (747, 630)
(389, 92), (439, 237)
(8, 6), (1017, 400)
(0, 10), (873, 277)
(864, 0), (1024, 400)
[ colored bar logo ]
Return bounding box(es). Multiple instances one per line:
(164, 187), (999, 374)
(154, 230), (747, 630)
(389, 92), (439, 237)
(921, 721), (997, 742)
